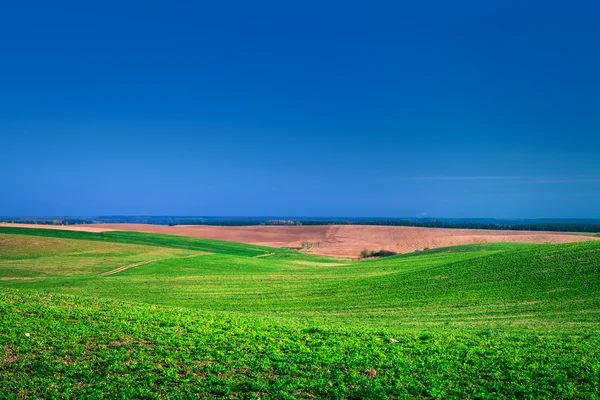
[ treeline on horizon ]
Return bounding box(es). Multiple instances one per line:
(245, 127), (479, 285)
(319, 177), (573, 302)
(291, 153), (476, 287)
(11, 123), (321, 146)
(190, 220), (600, 233)
(2, 217), (600, 234)
(0, 219), (95, 226)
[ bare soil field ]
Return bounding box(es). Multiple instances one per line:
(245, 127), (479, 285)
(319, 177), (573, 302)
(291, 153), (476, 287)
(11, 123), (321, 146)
(3, 223), (596, 258)
(0, 223), (112, 233)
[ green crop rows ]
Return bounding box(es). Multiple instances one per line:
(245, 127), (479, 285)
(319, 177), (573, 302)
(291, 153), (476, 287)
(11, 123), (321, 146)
(1, 227), (599, 398)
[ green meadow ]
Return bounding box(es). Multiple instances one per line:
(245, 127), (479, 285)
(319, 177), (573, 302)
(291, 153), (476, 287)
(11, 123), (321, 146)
(1, 227), (599, 398)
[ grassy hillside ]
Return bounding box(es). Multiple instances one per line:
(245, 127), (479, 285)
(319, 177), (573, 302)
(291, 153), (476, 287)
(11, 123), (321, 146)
(0, 227), (278, 257)
(2, 289), (599, 399)
(1, 227), (600, 398)
(1, 228), (599, 332)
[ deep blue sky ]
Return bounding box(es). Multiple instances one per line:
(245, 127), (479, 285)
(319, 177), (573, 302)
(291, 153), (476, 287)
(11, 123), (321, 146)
(1, 1), (599, 218)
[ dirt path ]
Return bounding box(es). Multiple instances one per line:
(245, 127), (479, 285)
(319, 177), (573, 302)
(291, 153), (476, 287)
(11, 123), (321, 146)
(253, 253), (275, 258)
(100, 254), (206, 276)
(100, 259), (161, 276)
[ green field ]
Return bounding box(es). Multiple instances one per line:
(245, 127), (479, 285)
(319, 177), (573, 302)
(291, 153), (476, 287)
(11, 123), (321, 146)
(1, 227), (599, 398)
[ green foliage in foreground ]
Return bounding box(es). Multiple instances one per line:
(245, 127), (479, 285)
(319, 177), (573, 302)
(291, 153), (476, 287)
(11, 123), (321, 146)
(2, 289), (599, 399)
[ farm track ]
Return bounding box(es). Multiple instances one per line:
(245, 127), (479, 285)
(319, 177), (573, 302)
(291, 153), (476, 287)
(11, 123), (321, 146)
(253, 253), (275, 258)
(100, 253), (206, 276)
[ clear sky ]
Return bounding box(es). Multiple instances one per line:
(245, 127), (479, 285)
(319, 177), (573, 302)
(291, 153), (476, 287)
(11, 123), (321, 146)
(1, 1), (599, 218)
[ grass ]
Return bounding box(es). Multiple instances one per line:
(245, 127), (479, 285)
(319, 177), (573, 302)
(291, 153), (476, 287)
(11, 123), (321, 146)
(2, 289), (599, 399)
(1, 227), (600, 398)
(0, 227), (277, 257)
(0, 234), (207, 279)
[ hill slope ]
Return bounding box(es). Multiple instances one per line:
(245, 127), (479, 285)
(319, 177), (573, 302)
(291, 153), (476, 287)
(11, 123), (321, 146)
(1, 228), (599, 332)
(2, 289), (599, 399)
(1, 228), (600, 398)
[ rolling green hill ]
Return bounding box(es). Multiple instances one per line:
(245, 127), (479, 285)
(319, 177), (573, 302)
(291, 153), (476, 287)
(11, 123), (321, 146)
(0, 227), (275, 257)
(1, 227), (599, 398)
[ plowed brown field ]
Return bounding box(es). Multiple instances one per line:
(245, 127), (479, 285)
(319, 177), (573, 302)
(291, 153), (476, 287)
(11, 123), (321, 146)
(2, 222), (597, 258)
(0, 223), (112, 232)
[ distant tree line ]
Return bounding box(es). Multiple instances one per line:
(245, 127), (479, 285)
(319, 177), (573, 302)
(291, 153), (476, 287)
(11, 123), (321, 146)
(351, 220), (600, 233)
(0, 219), (95, 226)
(191, 220), (600, 233)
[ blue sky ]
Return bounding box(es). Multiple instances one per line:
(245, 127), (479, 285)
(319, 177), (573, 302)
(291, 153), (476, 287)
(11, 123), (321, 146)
(1, 1), (599, 218)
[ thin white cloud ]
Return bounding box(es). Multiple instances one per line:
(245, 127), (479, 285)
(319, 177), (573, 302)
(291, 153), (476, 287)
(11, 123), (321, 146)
(414, 176), (515, 181)
(411, 175), (600, 183)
